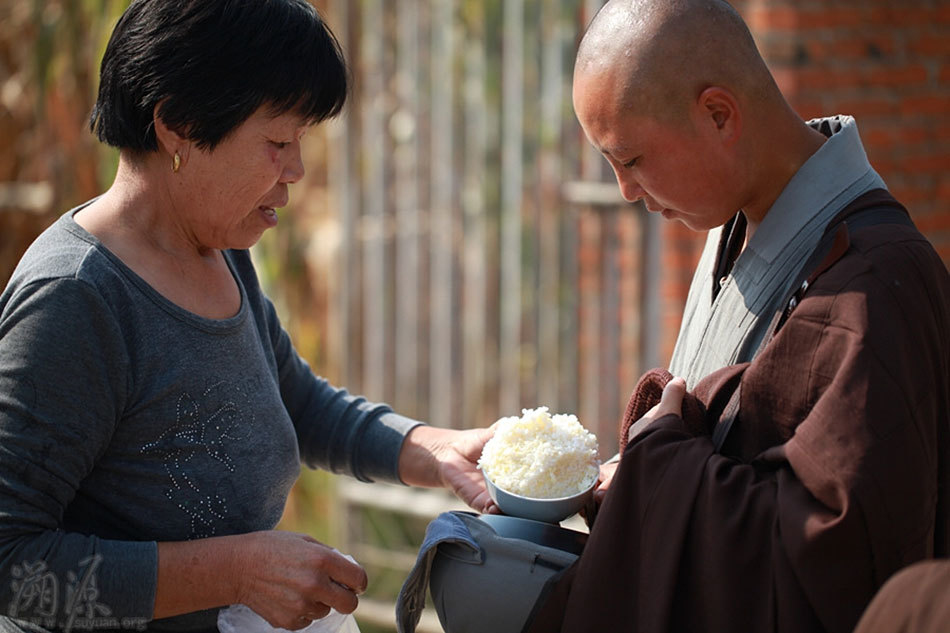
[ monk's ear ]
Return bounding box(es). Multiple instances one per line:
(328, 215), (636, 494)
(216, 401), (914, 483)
(696, 86), (741, 146)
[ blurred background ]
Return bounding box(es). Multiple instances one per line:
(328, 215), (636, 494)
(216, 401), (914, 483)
(1, 0), (948, 630)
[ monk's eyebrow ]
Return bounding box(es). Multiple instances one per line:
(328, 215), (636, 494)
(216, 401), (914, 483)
(597, 145), (635, 163)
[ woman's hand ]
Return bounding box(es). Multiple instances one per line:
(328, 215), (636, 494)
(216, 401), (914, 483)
(155, 531), (367, 630)
(232, 531), (366, 630)
(593, 459), (620, 504)
(397, 424), (496, 514)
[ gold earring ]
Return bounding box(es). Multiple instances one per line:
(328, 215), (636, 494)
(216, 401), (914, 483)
(172, 152), (181, 173)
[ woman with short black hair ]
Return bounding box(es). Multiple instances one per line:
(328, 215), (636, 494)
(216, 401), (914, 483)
(0, 2), (493, 632)
(91, 0), (349, 152)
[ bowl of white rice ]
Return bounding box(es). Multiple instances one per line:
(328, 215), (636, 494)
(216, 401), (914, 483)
(479, 407), (600, 523)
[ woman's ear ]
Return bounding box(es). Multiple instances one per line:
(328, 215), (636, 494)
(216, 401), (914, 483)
(152, 102), (190, 167)
(697, 86), (742, 147)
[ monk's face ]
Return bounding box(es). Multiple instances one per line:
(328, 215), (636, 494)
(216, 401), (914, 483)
(573, 69), (741, 232)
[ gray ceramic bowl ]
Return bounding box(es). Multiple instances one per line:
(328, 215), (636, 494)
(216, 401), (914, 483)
(477, 513), (588, 554)
(482, 470), (597, 524)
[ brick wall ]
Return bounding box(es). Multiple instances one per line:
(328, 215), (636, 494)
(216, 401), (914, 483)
(656, 0), (950, 366)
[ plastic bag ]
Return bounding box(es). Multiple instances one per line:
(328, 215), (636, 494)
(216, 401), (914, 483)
(217, 603), (360, 633)
(217, 551), (362, 633)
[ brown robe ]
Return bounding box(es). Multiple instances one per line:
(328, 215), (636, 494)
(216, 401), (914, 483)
(526, 211), (950, 632)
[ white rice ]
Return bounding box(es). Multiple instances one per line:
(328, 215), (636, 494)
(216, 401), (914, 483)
(479, 407), (600, 499)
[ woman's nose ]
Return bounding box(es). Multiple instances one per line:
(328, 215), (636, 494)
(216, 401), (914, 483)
(281, 143), (306, 184)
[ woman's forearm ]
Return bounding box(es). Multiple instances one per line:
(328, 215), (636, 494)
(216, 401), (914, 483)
(153, 535), (241, 619)
(153, 530), (366, 630)
(396, 425), (446, 488)
(397, 424), (495, 512)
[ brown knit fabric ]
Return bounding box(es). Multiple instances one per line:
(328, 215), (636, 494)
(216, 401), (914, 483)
(618, 368), (708, 455)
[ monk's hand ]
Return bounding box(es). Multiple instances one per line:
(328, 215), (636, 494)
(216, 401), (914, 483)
(587, 377), (687, 524)
(654, 376), (686, 418)
(624, 376), (688, 449)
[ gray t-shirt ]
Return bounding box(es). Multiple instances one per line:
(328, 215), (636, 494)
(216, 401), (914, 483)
(0, 207), (420, 632)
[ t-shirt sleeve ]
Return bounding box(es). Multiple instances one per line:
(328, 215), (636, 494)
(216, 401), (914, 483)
(0, 278), (158, 625)
(258, 293), (421, 484)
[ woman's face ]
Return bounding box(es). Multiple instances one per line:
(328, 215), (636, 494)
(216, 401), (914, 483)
(175, 106), (309, 251)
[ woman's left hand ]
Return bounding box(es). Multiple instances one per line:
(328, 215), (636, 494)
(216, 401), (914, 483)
(397, 424), (497, 514)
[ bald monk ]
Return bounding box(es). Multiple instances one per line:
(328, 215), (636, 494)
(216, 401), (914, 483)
(525, 1), (950, 632)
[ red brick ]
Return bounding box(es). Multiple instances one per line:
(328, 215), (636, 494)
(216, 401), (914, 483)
(863, 123), (936, 147)
(801, 39), (840, 62)
(795, 68), (865, 92)
(861, 127), (901, 150)
(748, 6), (798, 31)
(936, 246), (950, 270)
(865, 64), (930, 87)
(804, 33), (899, 62)
(913, 213), (950, 233)
(903, 151), (950, 173)
(831, 98), (900, 118)
(867, 7), (938, 27)
(933, 236), (950, 256)
(900, 95), (950, 116)
(916, 206), (944, 222)
(792, 101), (827, 121)
(799, 7), (868, 30)
(911, 123), (946, 142)
(868, 156), (900, 173)
(888, 184), (932, 206)
(662, 250), (697, 271)
(909, 34), (950, 58)
(907, 128), (940, 145)
(885, 183), (914, 202)
(938, 178), (950, 198)
(661, 283), (692, 302)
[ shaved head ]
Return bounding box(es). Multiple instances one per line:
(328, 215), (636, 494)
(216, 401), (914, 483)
(575, 0), (777, 121)
(572, 0), (828, 231)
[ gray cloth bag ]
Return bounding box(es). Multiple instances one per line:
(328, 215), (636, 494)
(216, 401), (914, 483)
(395, 512), (578, 633)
